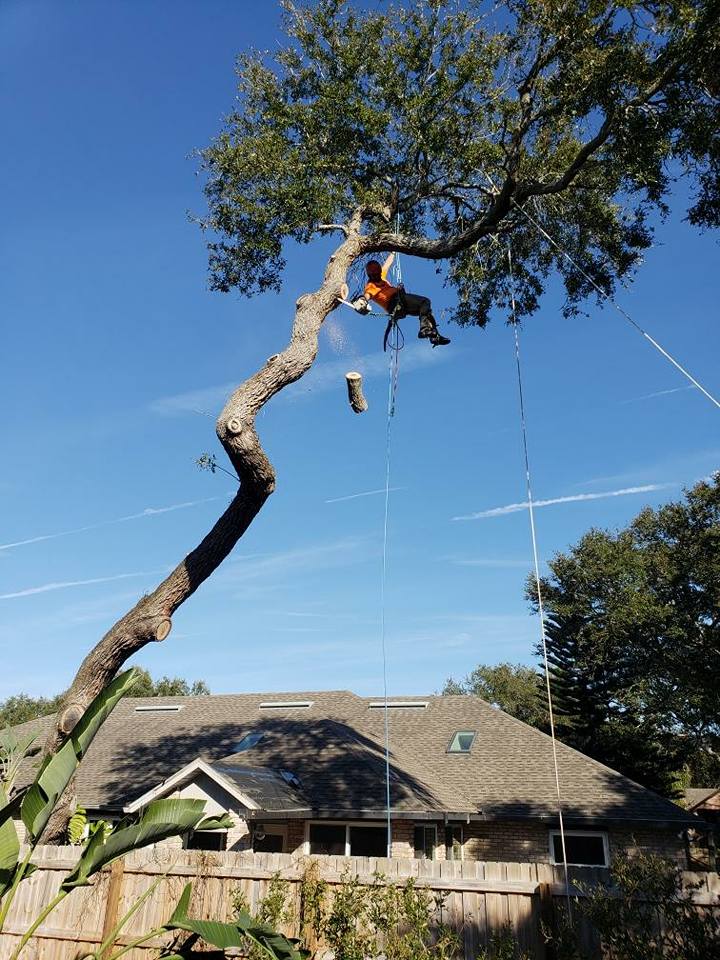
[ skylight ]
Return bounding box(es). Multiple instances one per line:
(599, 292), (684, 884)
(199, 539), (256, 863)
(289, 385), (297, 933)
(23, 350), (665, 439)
(258, 700), (313, 709)
(235, 731), (264, 752)
(367, 701), (429, 710)
(448, 731), (476, 753)
(134, 705), (183, 713)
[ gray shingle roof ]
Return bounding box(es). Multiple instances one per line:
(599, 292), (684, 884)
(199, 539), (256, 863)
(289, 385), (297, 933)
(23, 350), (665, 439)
(13, 690), (696, 825)
(685, 787), (720, 810)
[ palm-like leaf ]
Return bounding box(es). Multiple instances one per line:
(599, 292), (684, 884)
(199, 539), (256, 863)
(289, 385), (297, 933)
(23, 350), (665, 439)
(165, 882), (309, 960)
(20, 669), (139, 841)
(61, 799), (209, 890)
(0, 786), (20, 899)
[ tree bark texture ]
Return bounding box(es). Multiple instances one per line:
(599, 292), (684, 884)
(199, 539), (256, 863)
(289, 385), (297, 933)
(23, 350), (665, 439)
(345, 372), (368, 413)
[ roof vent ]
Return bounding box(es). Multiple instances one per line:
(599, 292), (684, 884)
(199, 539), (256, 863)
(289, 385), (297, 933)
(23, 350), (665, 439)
(134, 704), (184, 713)
(259, 700), (313, 709)
(367, 701), (429, 710)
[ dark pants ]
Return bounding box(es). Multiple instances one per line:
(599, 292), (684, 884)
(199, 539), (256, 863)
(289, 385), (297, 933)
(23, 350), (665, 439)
(388, 290), (436, 334)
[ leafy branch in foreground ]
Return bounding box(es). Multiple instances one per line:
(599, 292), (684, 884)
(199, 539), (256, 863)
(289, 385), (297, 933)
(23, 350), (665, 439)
(0, 669), (301, 960)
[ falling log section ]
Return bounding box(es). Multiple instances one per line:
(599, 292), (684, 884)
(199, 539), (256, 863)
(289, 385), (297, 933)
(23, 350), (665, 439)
(345, 371), (368, 413)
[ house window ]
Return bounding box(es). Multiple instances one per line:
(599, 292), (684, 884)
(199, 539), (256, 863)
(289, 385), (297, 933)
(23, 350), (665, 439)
(447, 731), (476, 753)
(349, 826), (387, 857)
(234, 731), (264, 752)
(308, 823), (388, 857)
(445, 825), (464, 861)
(309, 824), (346, 855)
(414, 825), (437, 860)
(186, 830), (227, 851)
(253, 824), (287, 853)
(549, 831), (608, 867)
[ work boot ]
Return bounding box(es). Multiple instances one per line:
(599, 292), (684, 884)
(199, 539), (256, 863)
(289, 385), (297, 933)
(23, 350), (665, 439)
(430, 330), (451, 346)
(418, 314), (436, 339)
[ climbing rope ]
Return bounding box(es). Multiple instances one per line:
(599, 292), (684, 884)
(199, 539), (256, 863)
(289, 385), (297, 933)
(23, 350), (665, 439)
(507, 247), (572, 913)
(379, 243), (403, 857)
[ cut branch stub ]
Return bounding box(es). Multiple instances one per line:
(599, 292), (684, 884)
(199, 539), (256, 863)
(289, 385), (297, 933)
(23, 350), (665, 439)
(226, 417), (243, 435)
(339, 282), (349, 301)
(155, 617), (172, 642)
(58, 703), (84, 736)
(345, 371), (368, 413)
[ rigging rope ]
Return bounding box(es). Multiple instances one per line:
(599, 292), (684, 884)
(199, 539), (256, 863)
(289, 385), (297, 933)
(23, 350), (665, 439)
(478, 168), (720, 410)
(507, 247), (572, 913)
(379, 241), (403, 858)
(511, 202), (720, 411)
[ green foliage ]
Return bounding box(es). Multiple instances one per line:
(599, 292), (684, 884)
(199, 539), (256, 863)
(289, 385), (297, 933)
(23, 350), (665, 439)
(443, 663), (548, 728)
(0, 729), (39, 794)
(200, 0), (720, 326)
(574, 852), (720, 959)
(0, 694), (64, 729)
(476, 923), (530, 960)
(166, 881), (308, 960)
(531, 475), (720, 793)
(233, 862), (459, 960)
(0, 672), (297, 960)
(0, 670), (211, 729)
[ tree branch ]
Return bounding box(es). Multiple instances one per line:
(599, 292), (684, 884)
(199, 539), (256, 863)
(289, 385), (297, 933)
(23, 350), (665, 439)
(41, 222), (363, 839)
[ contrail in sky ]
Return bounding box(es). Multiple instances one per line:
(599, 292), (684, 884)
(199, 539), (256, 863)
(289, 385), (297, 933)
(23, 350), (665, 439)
(0, 497), (223, 552)
(325, 487), (405, 504)
(452, 483), (673, 521)
(0, 571), (161, 601)
(620, 386), (695, 404)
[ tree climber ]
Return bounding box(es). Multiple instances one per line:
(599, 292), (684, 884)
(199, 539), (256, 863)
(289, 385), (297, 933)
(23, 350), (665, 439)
(353, 254), (451, 347)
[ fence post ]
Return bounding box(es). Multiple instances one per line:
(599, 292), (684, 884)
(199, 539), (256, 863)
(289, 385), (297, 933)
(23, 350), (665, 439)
(100, 858), (125, 958)
(538, 882), (555, 960)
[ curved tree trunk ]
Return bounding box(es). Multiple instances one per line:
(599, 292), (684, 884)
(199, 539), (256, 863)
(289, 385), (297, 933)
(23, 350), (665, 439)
(41, 223), (363, 840)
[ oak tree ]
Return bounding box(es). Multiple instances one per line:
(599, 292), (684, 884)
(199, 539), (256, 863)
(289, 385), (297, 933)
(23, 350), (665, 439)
(43, 0), (720, 834)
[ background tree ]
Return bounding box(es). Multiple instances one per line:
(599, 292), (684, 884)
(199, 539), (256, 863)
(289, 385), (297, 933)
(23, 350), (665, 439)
(43, 0), (720, 833)
(0, 670), (210, 728)
(529, 475), (720, 794)
(443, 662), (548, 728)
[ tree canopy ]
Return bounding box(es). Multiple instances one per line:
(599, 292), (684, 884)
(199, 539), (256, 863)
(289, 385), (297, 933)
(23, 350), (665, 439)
(531, 475), (720, 794)
(201, 0), (720, 325)
(443, 662), (549, 727)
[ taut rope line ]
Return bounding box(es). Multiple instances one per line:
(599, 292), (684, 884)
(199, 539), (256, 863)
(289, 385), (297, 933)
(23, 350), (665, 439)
(507, 247), (572, 913)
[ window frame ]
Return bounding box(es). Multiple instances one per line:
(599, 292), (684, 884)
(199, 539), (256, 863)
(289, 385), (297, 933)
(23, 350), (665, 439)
(184, 829), (228, 852)
(446, 731), (476, 754)
(445, 824), (464, 861)
(304, 820), (389, 857)
(548, 829), (609, 867)
(252, 823), (288, 853)
(414, 823), (438, 861)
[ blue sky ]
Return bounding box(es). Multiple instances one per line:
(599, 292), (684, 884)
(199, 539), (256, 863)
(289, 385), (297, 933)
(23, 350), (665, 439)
(2, 1), (718, 700)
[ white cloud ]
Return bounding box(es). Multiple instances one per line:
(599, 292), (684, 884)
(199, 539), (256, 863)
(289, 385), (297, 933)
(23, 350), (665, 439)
(0, 497), (224, 552)
(0, 571), (161, 601)
(151, 343), (452, 416)
(222, 537), (376, 587)
(452, 483), (674, 521)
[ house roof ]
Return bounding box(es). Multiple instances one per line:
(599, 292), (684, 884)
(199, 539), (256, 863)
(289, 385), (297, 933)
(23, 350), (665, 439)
(13, 690), (697, 826)
(685, 787), (720, 810)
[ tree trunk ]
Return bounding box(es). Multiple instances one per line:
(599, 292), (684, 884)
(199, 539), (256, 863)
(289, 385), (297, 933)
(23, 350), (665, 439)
(41, 224), (364, 841)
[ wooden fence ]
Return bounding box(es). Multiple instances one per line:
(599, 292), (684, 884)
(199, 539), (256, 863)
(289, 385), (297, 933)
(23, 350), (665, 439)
(1, 846), (718, 960)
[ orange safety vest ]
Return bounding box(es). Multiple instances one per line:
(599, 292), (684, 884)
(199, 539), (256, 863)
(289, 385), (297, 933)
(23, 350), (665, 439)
(364, 269), (398, 312)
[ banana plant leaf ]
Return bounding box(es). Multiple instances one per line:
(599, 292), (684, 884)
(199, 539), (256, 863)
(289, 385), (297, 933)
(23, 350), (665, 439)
(61, 798), (208, 890)
(0, 785), (20, 899)
(195, 813), (234, 831)
(165, 883), (309, 960)
(21, 669), (139, 841)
